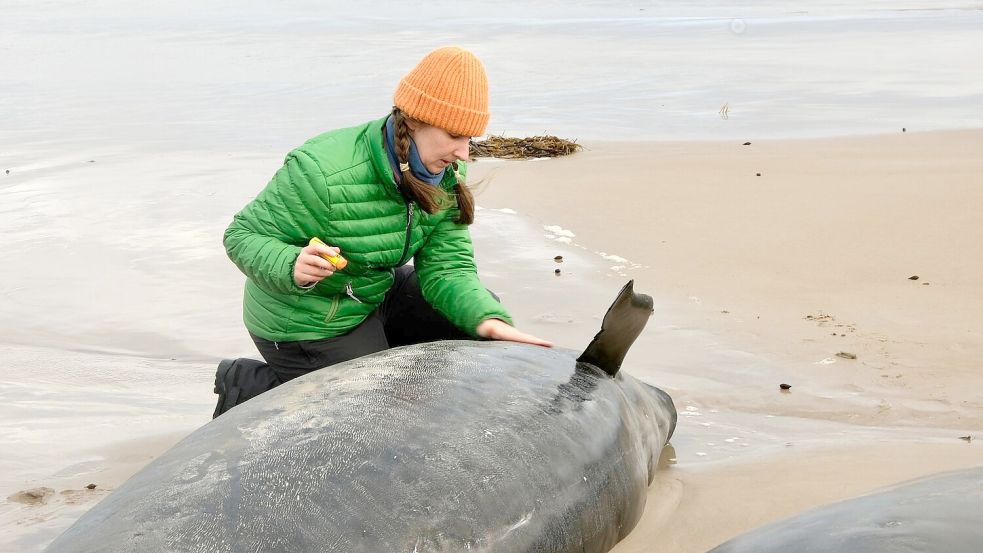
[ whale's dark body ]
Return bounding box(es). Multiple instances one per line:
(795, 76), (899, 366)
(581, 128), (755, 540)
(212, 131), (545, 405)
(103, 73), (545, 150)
(45, 282), (676, 553)
(708, 466), (983, 553)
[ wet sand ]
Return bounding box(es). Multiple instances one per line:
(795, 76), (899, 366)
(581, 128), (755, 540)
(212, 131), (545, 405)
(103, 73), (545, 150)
(3, 129), (981, 551)
(474, 129), (983, 428)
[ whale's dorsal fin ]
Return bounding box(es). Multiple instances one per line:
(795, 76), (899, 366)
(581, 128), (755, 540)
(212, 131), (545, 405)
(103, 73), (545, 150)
(577, 280), (653, 376)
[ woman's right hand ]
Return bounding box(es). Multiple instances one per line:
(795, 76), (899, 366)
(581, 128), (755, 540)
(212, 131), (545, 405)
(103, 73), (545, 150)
(294, 242), (342, 287)
(476, 318), (553, 348)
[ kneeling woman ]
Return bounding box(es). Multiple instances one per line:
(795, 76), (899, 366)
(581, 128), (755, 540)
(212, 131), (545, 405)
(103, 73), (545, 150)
(215, 46), (551, 417)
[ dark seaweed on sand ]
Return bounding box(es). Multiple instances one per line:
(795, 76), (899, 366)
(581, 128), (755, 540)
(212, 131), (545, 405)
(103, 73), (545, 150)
(469, 135), (582, 160)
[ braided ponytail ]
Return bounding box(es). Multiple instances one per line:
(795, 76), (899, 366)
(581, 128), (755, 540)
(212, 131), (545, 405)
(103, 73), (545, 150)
(451, 168), (475, 225)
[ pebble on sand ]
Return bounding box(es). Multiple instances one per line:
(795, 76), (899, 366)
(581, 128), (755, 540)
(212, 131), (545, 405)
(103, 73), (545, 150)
(836, 352), (857, 360)
(756, 172), (761, 176)
(780, 383), (792, 391)
(554, 255), (563, 263)
(554, 268), (561, 275)
(85, 483), (97, 490)
(908, 275), (919, 280)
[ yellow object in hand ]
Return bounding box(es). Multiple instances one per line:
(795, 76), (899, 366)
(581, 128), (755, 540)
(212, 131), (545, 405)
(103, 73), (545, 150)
(309, 237), (348, 270)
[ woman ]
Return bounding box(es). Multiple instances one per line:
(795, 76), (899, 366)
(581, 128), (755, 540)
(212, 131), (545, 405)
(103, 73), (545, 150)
(214, 46), (551, 417)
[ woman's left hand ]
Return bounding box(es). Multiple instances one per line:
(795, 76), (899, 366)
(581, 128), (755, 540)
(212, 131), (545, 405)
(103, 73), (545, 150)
(476, 319), (553, 348)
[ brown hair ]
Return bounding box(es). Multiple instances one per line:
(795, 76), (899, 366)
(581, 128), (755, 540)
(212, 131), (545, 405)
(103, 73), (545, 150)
(391, 107), (475, 225)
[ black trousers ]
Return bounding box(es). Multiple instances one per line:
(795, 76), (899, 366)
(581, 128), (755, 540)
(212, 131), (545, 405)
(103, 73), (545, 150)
(216, 266), (484, 415)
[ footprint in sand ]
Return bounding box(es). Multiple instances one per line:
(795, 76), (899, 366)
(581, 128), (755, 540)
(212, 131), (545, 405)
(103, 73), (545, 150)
(7, 487), (55, 505)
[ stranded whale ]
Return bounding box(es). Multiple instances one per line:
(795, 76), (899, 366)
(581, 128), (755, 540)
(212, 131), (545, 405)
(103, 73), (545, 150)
(45, 281), (676, 552)
(707, 466), (983, 553)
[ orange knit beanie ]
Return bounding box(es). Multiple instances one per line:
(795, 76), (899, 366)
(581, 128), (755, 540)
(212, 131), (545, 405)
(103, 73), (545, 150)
(394, 46), (490, 137)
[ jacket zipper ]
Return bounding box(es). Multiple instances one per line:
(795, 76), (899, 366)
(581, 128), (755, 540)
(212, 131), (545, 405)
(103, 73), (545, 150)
(395, 200), (414, 266)
(345, 282), (363, 304)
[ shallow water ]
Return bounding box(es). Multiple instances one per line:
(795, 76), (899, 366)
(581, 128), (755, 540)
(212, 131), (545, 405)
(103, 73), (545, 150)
(3, 0), (982, 152)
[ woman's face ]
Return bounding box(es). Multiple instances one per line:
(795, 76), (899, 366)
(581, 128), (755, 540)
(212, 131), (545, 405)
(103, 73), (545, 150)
(407, 120), (471, 174)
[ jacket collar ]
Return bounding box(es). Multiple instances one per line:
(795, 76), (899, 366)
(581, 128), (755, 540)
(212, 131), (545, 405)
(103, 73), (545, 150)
(365, 114), (399, 196)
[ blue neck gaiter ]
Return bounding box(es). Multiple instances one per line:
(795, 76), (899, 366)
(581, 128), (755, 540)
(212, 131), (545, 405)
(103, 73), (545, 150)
(384, 115), (446, 186)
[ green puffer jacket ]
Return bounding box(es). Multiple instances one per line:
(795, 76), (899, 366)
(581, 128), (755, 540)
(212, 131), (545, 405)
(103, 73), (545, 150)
(224, 114), (513, 342)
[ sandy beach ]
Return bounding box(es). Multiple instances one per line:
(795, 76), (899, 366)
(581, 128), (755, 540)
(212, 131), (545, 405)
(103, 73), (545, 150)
(4, 129), (981, 551)
(3, 0), (983, 551)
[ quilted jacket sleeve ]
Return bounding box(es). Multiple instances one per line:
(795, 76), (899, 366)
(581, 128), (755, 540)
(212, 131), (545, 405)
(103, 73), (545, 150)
(223, 150), (325, 295)
(414, 211), (514, 337)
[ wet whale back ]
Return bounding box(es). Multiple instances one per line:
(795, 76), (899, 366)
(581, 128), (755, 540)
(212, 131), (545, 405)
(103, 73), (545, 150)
(708, 466), (983, 553)
(45, 341), (675, 553)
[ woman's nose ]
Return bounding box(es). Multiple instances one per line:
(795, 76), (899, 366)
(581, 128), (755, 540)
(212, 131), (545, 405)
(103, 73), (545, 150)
(452, 138), (470, 161)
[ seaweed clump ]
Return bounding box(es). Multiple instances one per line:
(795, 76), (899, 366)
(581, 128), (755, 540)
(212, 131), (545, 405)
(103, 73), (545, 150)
(469, 135), (582, 160)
